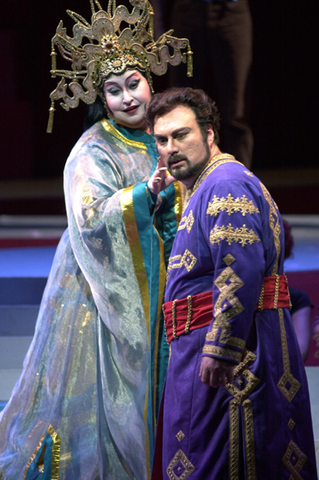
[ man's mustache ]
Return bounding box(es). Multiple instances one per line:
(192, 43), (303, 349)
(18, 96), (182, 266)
(168, 154), (187, 166)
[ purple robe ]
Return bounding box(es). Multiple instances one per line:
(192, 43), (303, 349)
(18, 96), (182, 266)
(153, 155), (317, 479)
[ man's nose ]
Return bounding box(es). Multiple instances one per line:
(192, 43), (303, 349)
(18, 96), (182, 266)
(167, 138), (178, 155)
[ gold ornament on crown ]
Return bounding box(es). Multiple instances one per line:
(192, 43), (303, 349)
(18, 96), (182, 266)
(47, 0), (193, 132)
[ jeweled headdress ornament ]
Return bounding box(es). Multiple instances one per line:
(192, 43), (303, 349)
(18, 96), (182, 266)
(47, 0), (193, 132)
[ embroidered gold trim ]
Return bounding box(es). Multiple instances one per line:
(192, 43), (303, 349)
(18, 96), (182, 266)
(176, 431), (185, 442)
(121, 186), (151, 476)
(282, 440), (307, 478)
(209, 224), (260, 247)
(166, 449), (195, 480)
(101, 118), (148, 149)
(202, 344), (242, 363)
(260, 182), (281, 275)
(227, 350), (259, 480)
(22, 424), (61, 480)
(205, 331), (246, 350)
(167, 249), (197, 277)
(277, 309), (301, 402)
(244, 171), (254, 177)
(174, 181), (184, 228)
(229, 399), (240, 480)
(243, 399), (257, 480)
(183, 154), (239, 211)
(205, 262), (245, 354)
(223, 254), (235, 266)
(178, 210), (195, 233)
(206, 193), (260, 217)
(153, 225), (167, 433)
(288, 419), (295, 431)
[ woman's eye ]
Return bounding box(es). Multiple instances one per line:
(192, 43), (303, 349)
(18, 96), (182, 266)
(106, 88), (120, 96)
(129, 80), (139, 89)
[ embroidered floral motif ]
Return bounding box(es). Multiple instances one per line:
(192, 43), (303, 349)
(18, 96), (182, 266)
(178, 211), (195, 233)
(166, 449), (195, 480)
(282, 440), (307, 479)
(209, 224), (260, 247)
(206, 194), (260, 217)
(167, 250), (197, 278)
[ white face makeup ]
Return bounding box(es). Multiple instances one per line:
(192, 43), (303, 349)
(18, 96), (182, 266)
(103, 70), (152, 131)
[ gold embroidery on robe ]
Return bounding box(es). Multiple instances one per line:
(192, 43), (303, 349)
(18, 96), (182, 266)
(22, 424), (61, 480)
(282, 440), (307, 479)
(166, 449), (195, 480)
(210, 224), (260, 247)
(178, 210), (195, 233)
(167, 249), (197, 278)
(206, 194), (260, 217)
(203, 344), (242, 363)
(204, 261), (246, 356)
(259, 182), (281, 275)
(227, 351), (260, 480)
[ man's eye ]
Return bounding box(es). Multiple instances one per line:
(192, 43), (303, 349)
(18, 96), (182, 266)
(157, 138), (167, 146)
(176, 132), (187, 140)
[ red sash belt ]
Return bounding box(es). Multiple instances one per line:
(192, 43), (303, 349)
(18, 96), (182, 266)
(163, 274), (291, 343)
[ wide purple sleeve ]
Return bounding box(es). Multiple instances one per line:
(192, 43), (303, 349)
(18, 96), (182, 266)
(200, 179), (270, 364)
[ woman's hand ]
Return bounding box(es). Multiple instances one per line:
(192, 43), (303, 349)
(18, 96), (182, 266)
(147, 157), (176, 195)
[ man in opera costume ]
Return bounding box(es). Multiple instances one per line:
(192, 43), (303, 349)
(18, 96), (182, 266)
(146, 87), (317, 479)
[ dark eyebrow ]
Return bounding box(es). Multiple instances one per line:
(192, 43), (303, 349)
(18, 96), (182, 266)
(154, 127), (191, 141)
(105, 72), (139, 87)
(172, 127), (191, 136)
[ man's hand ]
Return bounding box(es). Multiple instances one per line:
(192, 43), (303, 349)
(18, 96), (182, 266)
(199, 356), (234, 388)
(147, 157), (175, 195)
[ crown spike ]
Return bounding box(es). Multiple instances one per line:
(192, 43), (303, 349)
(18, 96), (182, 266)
(148, 5), (154, 37)
(187, 45), (193, 77)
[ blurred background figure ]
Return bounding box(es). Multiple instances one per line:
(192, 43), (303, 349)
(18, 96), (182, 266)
(283, 219), (312, 362)
(312, 307), (319, 348)
(153, 0), (254, 168)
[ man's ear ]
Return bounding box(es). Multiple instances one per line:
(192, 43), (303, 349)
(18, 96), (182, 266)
(206, 125), (215, 147)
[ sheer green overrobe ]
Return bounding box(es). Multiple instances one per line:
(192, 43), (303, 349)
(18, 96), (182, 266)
(0, 118), (182, 480)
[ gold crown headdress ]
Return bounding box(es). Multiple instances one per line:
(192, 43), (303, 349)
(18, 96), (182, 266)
(47, 0), (193, 132)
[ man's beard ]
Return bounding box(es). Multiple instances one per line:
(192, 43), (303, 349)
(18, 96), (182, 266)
(167, 142), (211, 182)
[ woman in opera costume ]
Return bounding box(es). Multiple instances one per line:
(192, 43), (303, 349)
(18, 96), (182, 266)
(0, 1), (192, 479)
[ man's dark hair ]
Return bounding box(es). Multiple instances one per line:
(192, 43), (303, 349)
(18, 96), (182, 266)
(146, 87), (220, 143)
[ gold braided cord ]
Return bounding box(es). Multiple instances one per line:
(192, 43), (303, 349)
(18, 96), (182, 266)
(172, 300), (177, 339)
(184, 295), (192, 334)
